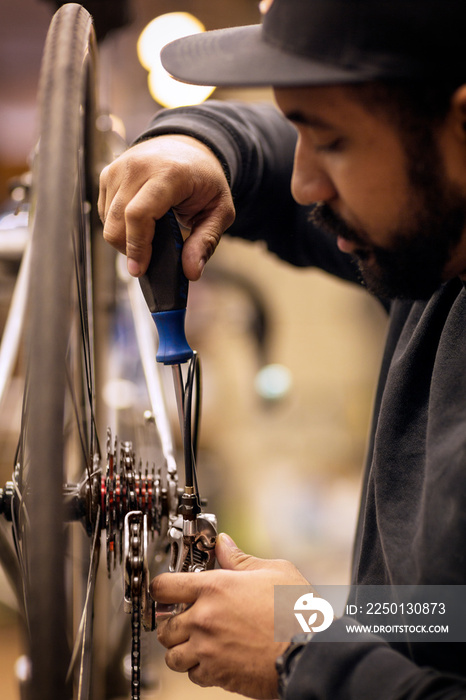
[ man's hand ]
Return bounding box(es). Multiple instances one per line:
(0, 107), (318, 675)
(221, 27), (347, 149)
(98, 134), (235, 279)
(150, 533), (309, 699)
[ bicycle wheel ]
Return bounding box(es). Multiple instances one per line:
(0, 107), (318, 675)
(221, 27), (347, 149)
(15, 5), (101, 698)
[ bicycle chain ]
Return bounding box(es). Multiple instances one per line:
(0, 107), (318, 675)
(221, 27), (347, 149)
(131, 594), (141, 700)
(127, 515), (143, 700)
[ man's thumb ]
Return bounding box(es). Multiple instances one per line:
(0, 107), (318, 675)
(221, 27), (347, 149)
(216, 532), (268, 571)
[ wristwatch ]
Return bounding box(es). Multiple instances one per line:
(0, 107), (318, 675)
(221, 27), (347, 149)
(275, 633), (314, 698)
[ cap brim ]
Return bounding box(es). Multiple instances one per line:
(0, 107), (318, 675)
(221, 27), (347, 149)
(161, 25), (378, 88)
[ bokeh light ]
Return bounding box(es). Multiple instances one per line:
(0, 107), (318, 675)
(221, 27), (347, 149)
(137, 13), (215, 109)
(254, 364), (293, 401)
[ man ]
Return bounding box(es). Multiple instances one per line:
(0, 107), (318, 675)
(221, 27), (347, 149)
(98, 0), (466, 697)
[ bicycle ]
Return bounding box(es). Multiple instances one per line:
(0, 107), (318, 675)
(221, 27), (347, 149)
(0, 4), (216, 698)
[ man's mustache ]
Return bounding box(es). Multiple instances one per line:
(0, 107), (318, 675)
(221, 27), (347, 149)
(309, 202), (368, 250)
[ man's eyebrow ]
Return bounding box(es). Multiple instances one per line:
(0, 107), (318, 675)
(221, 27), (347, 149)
(284, 110), (335, 129)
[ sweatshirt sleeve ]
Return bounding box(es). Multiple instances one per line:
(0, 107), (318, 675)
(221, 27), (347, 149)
(135, 100), (361, 284)
(284, 619), (466, 700)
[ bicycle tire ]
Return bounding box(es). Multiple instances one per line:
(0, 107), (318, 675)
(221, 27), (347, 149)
(17, 5), (100, 698)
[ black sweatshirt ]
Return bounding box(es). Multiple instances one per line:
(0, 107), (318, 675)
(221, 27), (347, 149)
(137, 101), (466, 698)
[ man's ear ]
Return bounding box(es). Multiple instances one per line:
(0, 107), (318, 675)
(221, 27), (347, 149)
(449, 85), (466, 139)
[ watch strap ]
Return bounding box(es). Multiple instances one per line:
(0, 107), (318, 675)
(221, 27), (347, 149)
(275, 633), (314, 698)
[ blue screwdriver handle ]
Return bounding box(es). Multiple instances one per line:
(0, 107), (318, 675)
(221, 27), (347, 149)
(139, 211), (194, 364)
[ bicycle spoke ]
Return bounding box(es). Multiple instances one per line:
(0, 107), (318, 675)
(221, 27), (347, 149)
(68, 505), (101, 699)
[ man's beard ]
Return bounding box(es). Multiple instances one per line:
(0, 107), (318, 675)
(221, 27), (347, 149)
(309, 148), (466, 300)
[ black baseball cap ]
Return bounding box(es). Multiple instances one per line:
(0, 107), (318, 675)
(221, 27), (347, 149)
(161, 0), (466, 88)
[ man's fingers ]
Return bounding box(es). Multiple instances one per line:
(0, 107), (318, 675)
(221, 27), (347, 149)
(157, 612), (190, 649)
(181, 224), (221, 281)
(97, 180), (106, 226)
(98, 136), (236, 277)
(165, 643), (199, 674)
(188, 664), (211, 688)
(98, 161), (114, 224)
(150, 571), (206, 604)
(100, 173), (144, 257)
(103, 181), (175, 276)
(124, 195), (158, 276)
(181, 198), (235, 280)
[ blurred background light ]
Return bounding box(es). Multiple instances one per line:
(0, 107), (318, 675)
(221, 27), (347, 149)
(137, 12), (215, 109)
(254, 363), (293, 401)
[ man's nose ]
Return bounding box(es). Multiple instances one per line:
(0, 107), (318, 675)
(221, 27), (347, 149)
(291, 138), (337, 206)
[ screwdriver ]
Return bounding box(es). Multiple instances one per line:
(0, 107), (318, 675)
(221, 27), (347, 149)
(138, 210), (200, 513)
(138, 213), (216, 624)
(139, 210), (192, 422)
(138, 210), (193, 364)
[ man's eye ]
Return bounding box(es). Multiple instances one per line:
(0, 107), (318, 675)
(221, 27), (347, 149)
(314, 138), (344, 154)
